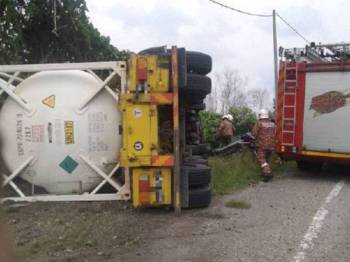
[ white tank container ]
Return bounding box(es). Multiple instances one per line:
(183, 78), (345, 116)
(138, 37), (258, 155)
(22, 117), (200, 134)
(0, 70), (121, 194)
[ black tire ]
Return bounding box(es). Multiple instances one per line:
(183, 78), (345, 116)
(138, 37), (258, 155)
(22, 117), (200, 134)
(190, 144), (210, 155)
(187, 132), (200, 140)
(184, 156), (209, 166)
(186, 51), (212, 75)
(188, 186), (211, 208)
(183, 164), (211, 187)
(138, 46), (167, 55)
(186, 115), (198, 123)
(184, 96), (205, 106)
(185, 74), (211, 96)
(188, 103), (206, 111)
(178, 47), (187, 89)
(297, 160), (323, 171)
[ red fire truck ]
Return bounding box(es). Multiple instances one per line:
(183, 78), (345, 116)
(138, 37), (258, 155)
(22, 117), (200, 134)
(276, 43), (350, 170)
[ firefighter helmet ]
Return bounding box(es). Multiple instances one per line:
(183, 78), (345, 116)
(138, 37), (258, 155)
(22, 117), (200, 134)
(223, 114), (233, 122)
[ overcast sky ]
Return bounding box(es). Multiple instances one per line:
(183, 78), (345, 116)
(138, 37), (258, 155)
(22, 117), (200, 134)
(85, 0), (350, 95)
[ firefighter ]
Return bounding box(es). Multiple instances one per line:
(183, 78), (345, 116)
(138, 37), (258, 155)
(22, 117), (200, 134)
(252, 109), (276, 182)
(217, 114), (235, 146)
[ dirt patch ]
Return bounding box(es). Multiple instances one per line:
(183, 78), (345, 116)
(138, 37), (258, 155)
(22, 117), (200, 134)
(4, 201), (177, 262)
(3, 199), (230, 262)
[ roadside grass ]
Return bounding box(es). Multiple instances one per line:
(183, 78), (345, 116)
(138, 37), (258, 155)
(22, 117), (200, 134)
(209, 149), (297, 195)
(225, 199), (251, 209)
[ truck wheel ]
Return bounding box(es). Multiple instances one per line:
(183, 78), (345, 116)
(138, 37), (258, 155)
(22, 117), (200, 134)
(185, 74), (211, 96)
(186, 115), (199, 123)
(184, 96), (206, 106)
(183, 164), (211, 187)
(188, 103), (206, 111)
(188, 186), (211, 208)
(190, 143), (210, 155)
(184, 156), (209, 166)
(186, 51), (212, 75)
(297, 160), (323, 171)
(138, 46), (167, 55)
(178, 47), (187, 89)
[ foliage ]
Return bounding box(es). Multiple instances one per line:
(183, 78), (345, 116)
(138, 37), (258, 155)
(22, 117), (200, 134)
(0, 0), (25, 64)
(228, 106), (257, 135)
(199, 111), (221, 148)
(200, 106), (257, 148)
(209, 150), (260, 194)
(0, 0), (128, 64)
(209, 150), (297, 195)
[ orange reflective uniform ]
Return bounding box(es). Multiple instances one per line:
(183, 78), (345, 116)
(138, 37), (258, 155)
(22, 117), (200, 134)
(252, 119), (276, 177)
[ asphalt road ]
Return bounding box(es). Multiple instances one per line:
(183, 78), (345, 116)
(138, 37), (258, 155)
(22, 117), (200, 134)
(5, 168), (349, 262)
(116, 169), (349, 262)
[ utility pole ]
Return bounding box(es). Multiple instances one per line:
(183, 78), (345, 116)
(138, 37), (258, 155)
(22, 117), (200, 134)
(272, 10), (278, 102)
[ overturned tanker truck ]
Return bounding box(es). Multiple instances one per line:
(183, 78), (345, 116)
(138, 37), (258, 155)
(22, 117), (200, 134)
(0, 46), (212, 211)
(276, 42), (350, 170)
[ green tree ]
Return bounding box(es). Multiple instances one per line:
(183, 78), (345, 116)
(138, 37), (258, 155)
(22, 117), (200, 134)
(199, 111), (221, 148)
(0, 0), (25, 64)
(200, 107), (257, 149)
(228, 106), (257, 135)
(0, 0), (128, 64)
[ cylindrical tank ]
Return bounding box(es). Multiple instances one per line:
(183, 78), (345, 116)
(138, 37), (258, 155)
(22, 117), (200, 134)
(0, 70), (121, 194)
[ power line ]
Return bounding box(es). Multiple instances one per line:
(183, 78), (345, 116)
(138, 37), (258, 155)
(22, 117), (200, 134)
(209, 0), (311, 44)
(276, 12), (311, 44)
(208, 0), (272, 17)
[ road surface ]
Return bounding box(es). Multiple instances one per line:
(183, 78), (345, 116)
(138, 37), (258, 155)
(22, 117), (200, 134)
(5, 169), (349, 262)
(116, 170), (349, 262)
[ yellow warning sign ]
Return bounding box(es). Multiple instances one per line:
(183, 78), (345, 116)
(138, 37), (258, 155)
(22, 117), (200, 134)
(64, 121), (74, 144)
(42, 95), (55, 108)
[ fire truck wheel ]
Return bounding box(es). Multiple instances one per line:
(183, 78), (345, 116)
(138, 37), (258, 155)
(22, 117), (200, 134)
(190, 143), (210, 155)
(188, 186), (211, 208)
(185, 74), (211, 96)
(297, 160), (323, 171)
(185, 164), (211, 187)
(186, 51), (212, 75)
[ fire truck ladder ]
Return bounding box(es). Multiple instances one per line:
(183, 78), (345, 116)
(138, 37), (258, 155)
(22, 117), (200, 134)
(281, 65), (298, 146)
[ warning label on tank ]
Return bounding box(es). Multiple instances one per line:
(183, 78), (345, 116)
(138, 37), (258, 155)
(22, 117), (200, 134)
(64, 121), (74, 144)
(42, 95), (55, 109)
(59, 155), (78, 174)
